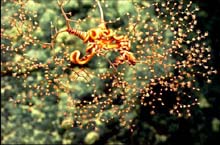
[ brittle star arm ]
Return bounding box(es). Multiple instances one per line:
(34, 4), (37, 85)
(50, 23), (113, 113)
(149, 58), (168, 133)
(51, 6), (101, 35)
(70, 43), (96, 65)
(57, 0), (89, 41)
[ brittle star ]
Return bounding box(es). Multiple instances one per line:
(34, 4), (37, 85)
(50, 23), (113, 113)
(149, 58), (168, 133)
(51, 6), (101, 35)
(58, 0), (136, 66)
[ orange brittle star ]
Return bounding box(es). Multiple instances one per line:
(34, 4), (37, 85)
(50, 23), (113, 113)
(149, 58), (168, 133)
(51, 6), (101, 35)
(58, 0), (136, 66)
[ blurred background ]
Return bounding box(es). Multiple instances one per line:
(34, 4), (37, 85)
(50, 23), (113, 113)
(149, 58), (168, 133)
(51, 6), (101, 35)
(1, 0), (220, 144)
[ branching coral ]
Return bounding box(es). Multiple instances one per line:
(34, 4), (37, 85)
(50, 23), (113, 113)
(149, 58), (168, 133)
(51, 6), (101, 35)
(1, 0), (217, 133)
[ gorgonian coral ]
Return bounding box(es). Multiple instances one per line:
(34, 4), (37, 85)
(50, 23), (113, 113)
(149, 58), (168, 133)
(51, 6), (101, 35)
(1, 0), (217, 131)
